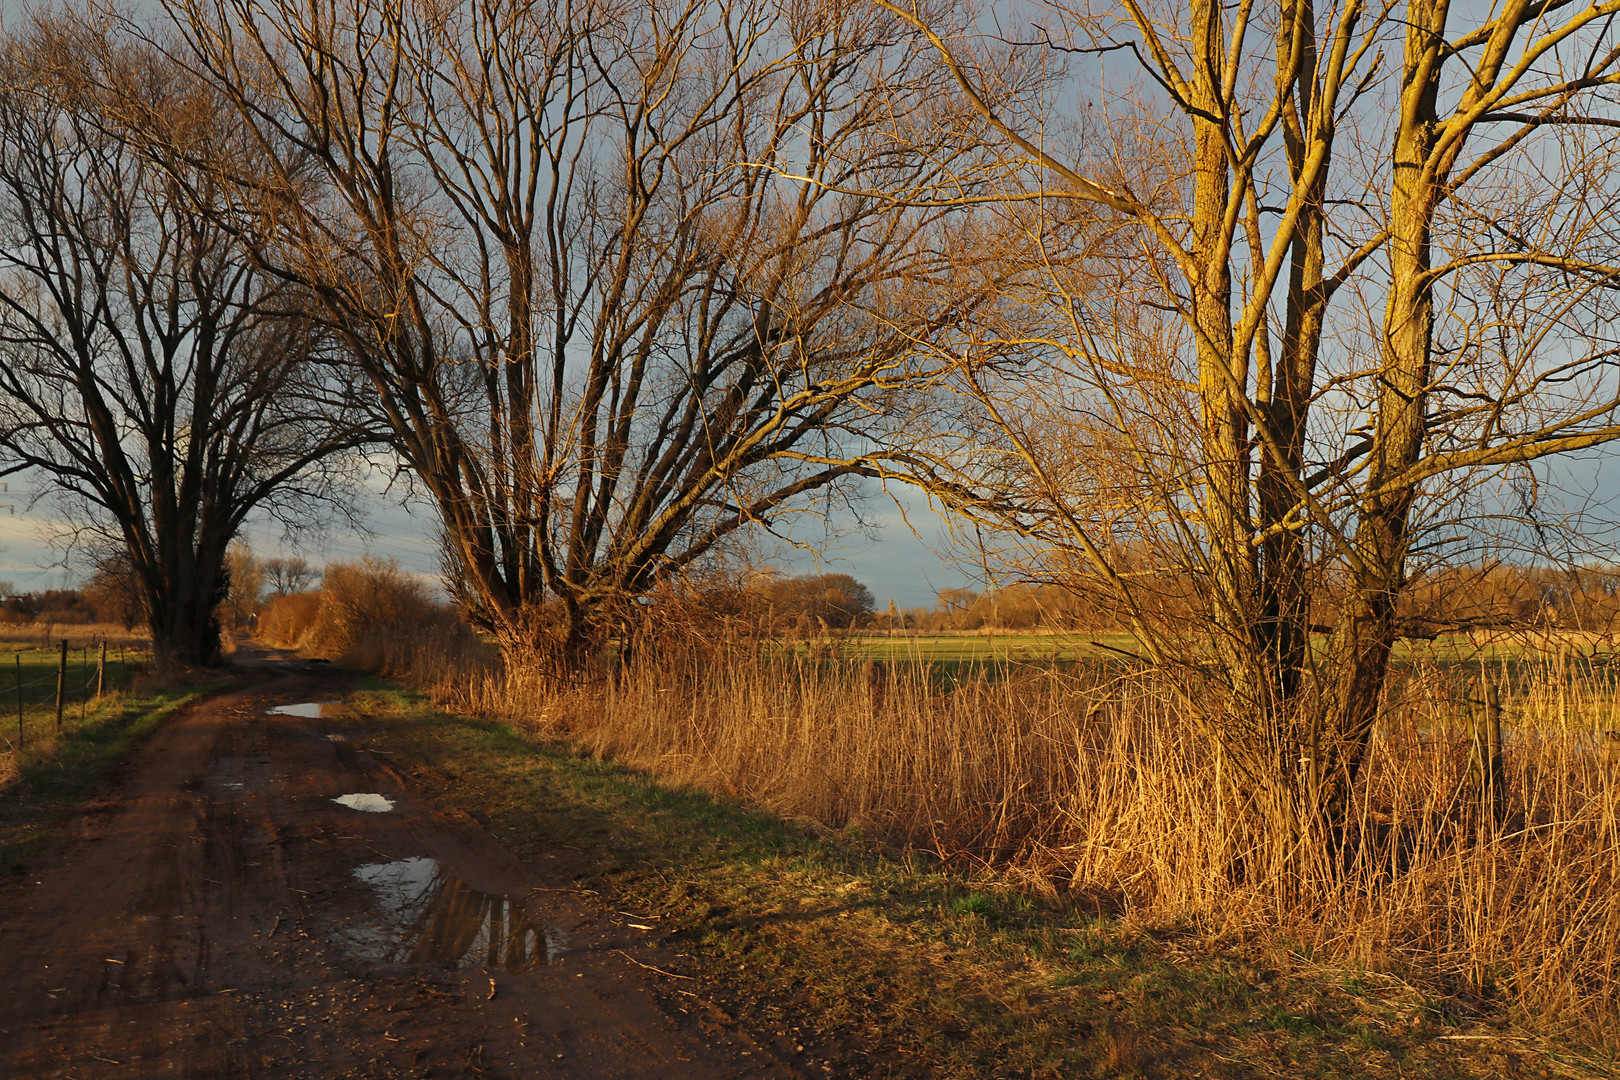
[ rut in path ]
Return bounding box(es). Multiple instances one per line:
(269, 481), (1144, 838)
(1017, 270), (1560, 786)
(0, 653), (800, 1079)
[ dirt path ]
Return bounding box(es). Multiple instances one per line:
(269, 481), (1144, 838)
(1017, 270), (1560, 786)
(0, 652), (801, 1079)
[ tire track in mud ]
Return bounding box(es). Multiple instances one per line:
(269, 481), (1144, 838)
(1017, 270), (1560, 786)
(0, 651), (799, 1079)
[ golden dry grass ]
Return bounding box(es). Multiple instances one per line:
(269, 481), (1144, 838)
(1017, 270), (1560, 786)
(337, 617), (1620, 1034)
(0, 621), (150, 650)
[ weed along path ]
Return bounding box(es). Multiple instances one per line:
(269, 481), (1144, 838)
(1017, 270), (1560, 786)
(0, 652), (797, 1079)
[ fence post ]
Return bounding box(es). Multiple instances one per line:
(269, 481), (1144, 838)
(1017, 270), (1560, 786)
(97, 641), (107, 699)
(1468, 672), (1506, 825)
(14, 653), (21, 749)
(54, 639), (66, 731)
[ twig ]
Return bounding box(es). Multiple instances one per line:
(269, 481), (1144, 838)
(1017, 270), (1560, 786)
(613, 949), (693, 979)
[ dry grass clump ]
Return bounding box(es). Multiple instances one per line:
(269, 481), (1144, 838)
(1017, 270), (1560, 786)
(340, 616), (1620, 1033)
(256, 591), (322, 649)
(254, 557), (485, 672)
(592, 653), (1620, 1029)
(304, 558), (438, 657)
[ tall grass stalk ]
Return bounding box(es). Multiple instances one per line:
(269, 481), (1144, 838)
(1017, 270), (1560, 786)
(349, 622), (1620, 1031)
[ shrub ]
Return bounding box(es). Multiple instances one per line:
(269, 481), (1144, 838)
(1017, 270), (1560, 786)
(256, 557), (471, 672)
(256, 590), (322, 649)
(302, 558), (438, 657)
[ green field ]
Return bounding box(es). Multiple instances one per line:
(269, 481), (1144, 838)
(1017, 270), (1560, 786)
(824, 629), (1620, 673)
(842, 631), (1139, 664)
(0, 640), (149, 754)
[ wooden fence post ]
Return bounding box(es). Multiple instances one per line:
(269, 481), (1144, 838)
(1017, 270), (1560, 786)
(97, 641), (107, 699)
(1468, 673), (1506, 825)
(14, 653), (21, 749)
(54, 639), (66, 731)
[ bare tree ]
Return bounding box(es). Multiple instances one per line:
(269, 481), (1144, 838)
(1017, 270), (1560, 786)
(82, 553), (146, 628)
(218, 542), (263, 636)
(262, 556), (320, 596)
(872, 0), (1620, 880)
(0, 16), (364, 668)
(159, 0), (1021, 667)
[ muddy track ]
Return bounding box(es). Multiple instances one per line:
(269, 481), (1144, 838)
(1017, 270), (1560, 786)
(0, 652), (800, 1079)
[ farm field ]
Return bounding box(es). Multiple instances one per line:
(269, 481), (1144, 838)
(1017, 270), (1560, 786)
(834, 631), (1140, 665)
(827, 629), (1620, 688)
(0, 635), (150, 761)
(0, 621), (151, 652)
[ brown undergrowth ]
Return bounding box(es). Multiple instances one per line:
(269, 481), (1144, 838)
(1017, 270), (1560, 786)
(263, 580), (1620, 1039)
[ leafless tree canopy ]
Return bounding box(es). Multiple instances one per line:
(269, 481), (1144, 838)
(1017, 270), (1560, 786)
(157, 0), (1023, 663)
(873, 0), (1620, 875)
(0, 16), (363, 667)
(14, 0), (1617, 884)
(263, 556), (320, 596)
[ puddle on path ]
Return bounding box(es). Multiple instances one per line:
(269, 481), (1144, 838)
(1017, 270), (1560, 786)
(268, 701), (340, 718)
(341, 857), (564, 971)
(333, 793), (394, 813)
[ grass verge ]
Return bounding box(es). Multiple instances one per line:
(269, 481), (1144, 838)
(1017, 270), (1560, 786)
(0, 679), (225, 875)
(342, 683), (1617, 1080)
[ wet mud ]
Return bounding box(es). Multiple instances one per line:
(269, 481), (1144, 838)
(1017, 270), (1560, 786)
(341, 856), (566, 972)
(0, 651), (802, 1078)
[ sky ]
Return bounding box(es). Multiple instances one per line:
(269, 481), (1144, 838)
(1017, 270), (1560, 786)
(0, 471), (975, 610)
(5, 0), (1620, 607)
(0, 0), (990, 611)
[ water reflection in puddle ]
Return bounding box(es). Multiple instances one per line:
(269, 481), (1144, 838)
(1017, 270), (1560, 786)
(342, 857), (564, 971)
(268, 701), (339, 718)
(333, 793), (394, 813)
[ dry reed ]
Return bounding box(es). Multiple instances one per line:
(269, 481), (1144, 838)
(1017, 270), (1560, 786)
(345, 620), (1620, 1032)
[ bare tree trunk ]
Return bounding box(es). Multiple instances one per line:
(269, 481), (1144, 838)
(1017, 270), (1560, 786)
(1319, 0), (1451, 825)
(877, 0), (1620, 891)
(148, 578), (228, 671)
(1189, 0), (1249, 680)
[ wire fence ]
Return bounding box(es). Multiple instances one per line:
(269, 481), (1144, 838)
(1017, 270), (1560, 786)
(3, 639), (149, 755)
